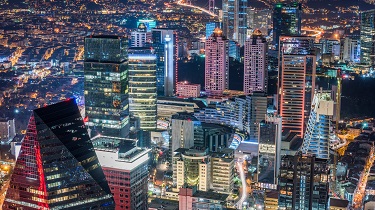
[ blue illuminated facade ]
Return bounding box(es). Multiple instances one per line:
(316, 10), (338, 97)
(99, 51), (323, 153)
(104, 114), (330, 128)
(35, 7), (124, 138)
(137, 19), (156, 32)
(206, 22), (221, 39)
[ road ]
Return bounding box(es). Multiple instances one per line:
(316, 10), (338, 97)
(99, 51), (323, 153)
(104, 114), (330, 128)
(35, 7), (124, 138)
(236, 160), (248, 209)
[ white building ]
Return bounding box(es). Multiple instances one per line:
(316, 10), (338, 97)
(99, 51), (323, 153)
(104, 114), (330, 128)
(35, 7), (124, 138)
(176, 81), (201, 98)
(0, 118), (16, 142)
(130, 23), (148, 47)
(205, 28), (229, 96)
(244, 30), (268, 95)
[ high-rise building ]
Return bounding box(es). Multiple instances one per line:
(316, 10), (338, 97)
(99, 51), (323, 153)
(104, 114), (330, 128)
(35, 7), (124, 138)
(257, 115), (282, 190)
(151, 29), (178, 96)
(222, 0), (247, 46)
(4, 99), (115, 209)
(340, 37), (360, 63)
(247, 8), (272, 36)
(210, 149), (235, 193)
(205, 28), (229, 96)
(361, 9), (375, 65)
(92, 136), (150, 210)
(301, 91), (334, 159)
(278, 36), (316, 137)
(131, 23), (148, 47)
(0, 118), (15, 142)
(244, 30), (268, 95)
(137, 19), (157, 32)
(128, 47), (157, 130)
(170, 112), (199, 153)
(278, 153), (329, 210)
(249, 92), (268, 141)
(206, 22), (221, 39)
(84, 36), (130, 138)
(273, 2), (302, 46)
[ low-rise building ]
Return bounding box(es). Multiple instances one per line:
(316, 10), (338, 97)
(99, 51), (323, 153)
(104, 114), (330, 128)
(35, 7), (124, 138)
(176, 81), (201, 98)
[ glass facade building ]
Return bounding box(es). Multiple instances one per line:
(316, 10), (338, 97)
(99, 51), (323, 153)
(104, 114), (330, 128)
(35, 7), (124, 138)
(151, 29), (177, 97)
(84, 36), (129, 138)
(206, 22), (221, 39)
(3, 99), (114, 209)
(222, 0), (247, 46)
(273, 3), (302, 46)
(360, 9), (375, 65)
(128, 47), (157, 130)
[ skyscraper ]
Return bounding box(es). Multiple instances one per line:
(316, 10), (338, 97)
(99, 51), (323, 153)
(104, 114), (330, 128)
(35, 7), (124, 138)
(249, 92), (268, 141)
(131, 23), (148, 47)
(151, 29), (178, 96)
(206, 22), (221, 39)
(301, 91), (334, 159)
(360, 9), (375, 65)
(4, 99), (114, 209)
(278, 36), (316, 137)
(257, 115), (282, 190)
(222, 0), (247, 46)
(273, 2), (302, 46)
(244, 29), (268, 95)
(128, 47), (157, 130)
(84, 36), (129, 138)
(278, 153), (329, 210)
(170, 112), (198, 153)
(205, 28), (229, 96)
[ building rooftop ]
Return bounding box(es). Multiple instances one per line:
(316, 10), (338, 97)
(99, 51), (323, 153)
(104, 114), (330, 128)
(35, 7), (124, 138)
(193, 190), (229, 201)
(148, 198), (179, 210)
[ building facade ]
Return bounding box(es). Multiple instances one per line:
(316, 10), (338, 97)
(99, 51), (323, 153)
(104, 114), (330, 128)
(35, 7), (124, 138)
(151, 29), (178, 96)
(4, 99), (114, 209)
(222, 0), (247, 46)
(206, 22), (221, 39)
(84, 36), (129, 138)
(128, 47), (157, 130)
(205, 28), (229, 96)
(131, 23), (148, 47)
(244, 30), (268, 95)
(361, 9), (375, 65)
(273, 2), (302, 46)
(176, 81), (201, 98)
(0, 118), (15, 142)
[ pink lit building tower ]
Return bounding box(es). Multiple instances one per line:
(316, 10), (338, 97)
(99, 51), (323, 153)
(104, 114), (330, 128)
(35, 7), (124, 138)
(205, 28), (229, 96)
(244, 29), (268, 95)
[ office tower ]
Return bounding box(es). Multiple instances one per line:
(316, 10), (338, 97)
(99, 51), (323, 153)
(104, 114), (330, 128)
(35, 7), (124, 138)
(257, 115), (282, 190)
(152, 29), (178, 96)
(301, 91), (334, 159)
(131, 23), (147, 47)
(137, 19), (157, 32)
(278, 153), (329, 210)
(273, 2), (302, 46)
(128, 47), (157, 130)
(249, 92), (268, 141)
(173, 149), (211, 191)
(247, 8), (272, 36)
(4, 99), (114, 209)
(84, 36), (129, 138)
(205, 28), (229, 96)
(170, 112), (199, 153)
(222, 0), (247, 46)
(176, 81), (201, 98)
(92, 136), (150, 210)
(211, 149), (235, 193)
(0, 118), (15, 142)
(340, 37), (360, 63)
(244, 30), (268, 95)
(201, 123), (232, 152)
(361, 9), (375, 65)
(206, 22), (221, 39)
(278, 36), (316, 137)
(229, 40), (240, 60)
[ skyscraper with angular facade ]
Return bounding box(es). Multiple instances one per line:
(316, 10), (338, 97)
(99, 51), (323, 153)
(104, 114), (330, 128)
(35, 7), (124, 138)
(151, 29), (178, 96)
(360, 9), (375, 65)
(278, 36), (316, 137)
(4, 99), (114, 209)
(128, 47), (157, 130)
(273, 2), (302, 46)
(205, 28), (229, 96)
(84, 36), (129, 138)
(222, 0), (247, 46)
(244, 29), (268, 95)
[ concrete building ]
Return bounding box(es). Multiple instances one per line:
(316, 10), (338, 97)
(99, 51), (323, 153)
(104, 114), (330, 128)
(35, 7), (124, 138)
(340, 37), (360, 63)
(170, 112), (199, 153)
(244, 30), (268, 95)
(131, 23), (148, 47)
(176, 81), (201, 98)
(205, 28), (229, 96)
(0, 118), (15, 142)
(265, 190), (279, 210)
(178, 187), (229, 210)
(157, 97), (206, 119)
(210, 149), (235, 193)
(92, 136), (150, 210)
(249, 92), (268, 141)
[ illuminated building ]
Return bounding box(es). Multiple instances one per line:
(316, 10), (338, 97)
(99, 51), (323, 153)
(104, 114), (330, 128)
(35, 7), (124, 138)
(273, 2), (302, 46)
(301, 91), (334, 159)
(249, 92), (268, 141)
(210, 149), (235, 193)
(278, 153), (329, 210)
(222, 0), (247, 46)
(3, 99), (114, 209)
(265, 191), (279, 210)
(229, 40), (240, 60)
(278, 36), (316, 137)
(170, 112), (198, 153)
(151, 29), (178, 96)
(179, 187), (229, 210)
(205, 28), (229, 96)
(340, 37), (360, 63)
(92, 136), (150, 210)
(247, 8), (272, 36)
(360, 9), (375, 65)
(206, 22), (221, 39)
(84, 36), (130, 138)
(176, 81), (201, 98)
(131, 23), (147, 47)
(0, 118), (15, 142)
(137, 19), (156, 32)
(244, 29), (268, 95)
(128, 47), (157, 130)
(157, 97), (206, 119)
(257, 115), (282, 190)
